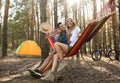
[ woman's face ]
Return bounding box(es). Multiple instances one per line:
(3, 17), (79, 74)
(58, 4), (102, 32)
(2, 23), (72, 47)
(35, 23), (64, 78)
(67, 18), (74, 28)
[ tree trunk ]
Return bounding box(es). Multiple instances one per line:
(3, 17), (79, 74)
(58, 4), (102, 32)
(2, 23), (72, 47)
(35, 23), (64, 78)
(118, 0), (120, 44)
(0, 0), (1, 47)
(82, 5), (87, 54)
(92, 0), (98, 50)
(36, 0), (40, 44)
(11, 30), (14, 50)
(40, 0), (47, 22)
(111, 1), (119, 60)
(54, 0), (58, 28)
(2, 0), (10, 57)
(0, 22), (1, 47)
(63, 0), (68, 24)
(30, 0), (35, 40)
(40, 0), (50, 61)
(27, 15), (30, 39)
(73, 2), (78, 24)
(118, 0), (120, 60)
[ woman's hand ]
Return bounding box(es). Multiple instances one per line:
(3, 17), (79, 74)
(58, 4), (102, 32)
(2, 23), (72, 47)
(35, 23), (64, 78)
(77, 31), (82, 37)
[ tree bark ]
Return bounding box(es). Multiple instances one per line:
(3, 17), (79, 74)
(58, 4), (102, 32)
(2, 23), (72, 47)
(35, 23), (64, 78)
(30, 0), (35, 40)
(92, 0), (98, 50)
(36, 0), (40, 44)
(39, 0), (50, 61)
(63, 0), (68, 25)
(54, 0), (58, 28)
(0, 0), (1, 46)
(118, 0), (120, 42)
(111, 1), (119, 60)
(2, 0), (10, 57)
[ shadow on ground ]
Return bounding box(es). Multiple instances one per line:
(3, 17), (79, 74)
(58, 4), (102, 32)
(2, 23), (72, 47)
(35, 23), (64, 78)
(0, 53), (120, 83)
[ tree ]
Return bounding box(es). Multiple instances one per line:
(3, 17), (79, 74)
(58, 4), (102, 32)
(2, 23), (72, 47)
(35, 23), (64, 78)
(2, 0), (10, 57)
(39, 0), (50, 61)
(92, 0), (99, 50)
(117, 0), (120, 43)
(0, 0), (2, 47)
(111, 0), (119, 60)
(30, 0), (35, 40)
(63, 0), (68, 24)
(54, 0), (58, 28)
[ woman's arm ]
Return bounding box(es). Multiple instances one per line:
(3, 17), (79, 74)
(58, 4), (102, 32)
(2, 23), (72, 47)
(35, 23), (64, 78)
(78, 31), (82, 37)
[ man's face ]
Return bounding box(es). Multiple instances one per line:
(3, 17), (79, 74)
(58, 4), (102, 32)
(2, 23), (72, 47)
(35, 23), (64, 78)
(59, 24), (65, 31)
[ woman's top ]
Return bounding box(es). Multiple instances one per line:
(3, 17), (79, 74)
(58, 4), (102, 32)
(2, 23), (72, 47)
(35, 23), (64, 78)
(69, 26), (81, 47)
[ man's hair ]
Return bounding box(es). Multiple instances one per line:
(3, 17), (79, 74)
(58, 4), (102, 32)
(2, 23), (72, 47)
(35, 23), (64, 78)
(56, 22), (62, 28)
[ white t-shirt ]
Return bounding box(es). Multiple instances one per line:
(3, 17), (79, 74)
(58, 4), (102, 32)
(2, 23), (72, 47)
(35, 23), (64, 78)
(69, 26), (81, 47)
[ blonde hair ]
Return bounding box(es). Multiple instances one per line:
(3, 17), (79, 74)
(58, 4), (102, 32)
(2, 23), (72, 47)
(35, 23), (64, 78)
(66, 18), (76, 31)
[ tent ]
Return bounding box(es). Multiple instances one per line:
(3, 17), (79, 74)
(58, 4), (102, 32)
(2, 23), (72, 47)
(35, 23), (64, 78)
(15, 40), (41, 57)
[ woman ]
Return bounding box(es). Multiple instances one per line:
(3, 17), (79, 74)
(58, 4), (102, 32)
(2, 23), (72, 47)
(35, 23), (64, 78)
(40, 18), (81, 80)
(51, 18), (81, 72)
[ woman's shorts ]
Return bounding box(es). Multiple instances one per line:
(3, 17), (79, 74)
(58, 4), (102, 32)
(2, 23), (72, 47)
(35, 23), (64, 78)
(68, 46), (72, 51)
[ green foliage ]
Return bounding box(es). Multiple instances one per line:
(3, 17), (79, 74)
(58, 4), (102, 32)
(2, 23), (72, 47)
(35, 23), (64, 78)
(8, 19), (26, 40)
(7, 0), (31, 49)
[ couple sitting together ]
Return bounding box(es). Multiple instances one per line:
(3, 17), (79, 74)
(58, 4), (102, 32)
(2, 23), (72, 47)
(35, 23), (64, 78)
(28, 18), (81, 80)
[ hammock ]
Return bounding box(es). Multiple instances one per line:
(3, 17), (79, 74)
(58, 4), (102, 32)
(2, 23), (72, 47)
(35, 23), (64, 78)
(65, 0), (116, 57)
(47, 0), (115, 57)
(41, 0), (116, 75)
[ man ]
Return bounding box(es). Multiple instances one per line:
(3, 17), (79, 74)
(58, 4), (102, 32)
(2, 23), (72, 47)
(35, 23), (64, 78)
(28, 22), (68, 79)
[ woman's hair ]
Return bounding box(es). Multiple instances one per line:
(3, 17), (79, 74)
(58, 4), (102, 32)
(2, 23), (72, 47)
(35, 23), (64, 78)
(66, 18), (76, 31)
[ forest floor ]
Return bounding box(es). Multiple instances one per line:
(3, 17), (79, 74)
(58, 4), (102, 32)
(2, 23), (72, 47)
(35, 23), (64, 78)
(0, 51), (120, 83)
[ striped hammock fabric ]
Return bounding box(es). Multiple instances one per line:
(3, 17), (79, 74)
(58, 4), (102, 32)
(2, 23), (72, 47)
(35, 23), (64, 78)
(41, 0), (116, 74)
(66, 12), (115, 57)
(65, 0), (116, 57)
(47, 0), (116, 57)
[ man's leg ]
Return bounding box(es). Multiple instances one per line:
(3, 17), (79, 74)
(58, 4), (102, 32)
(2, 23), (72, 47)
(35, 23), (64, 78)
(42, 58), (53, 73)
(38, 53), (53, 71)
(36, 59), (44, 68)
(28, 53), (53, 77)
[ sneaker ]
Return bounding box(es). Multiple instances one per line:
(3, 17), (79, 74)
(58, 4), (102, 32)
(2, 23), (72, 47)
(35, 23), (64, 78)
(28, 68), (42, 78)
(41, 71), (55, 81)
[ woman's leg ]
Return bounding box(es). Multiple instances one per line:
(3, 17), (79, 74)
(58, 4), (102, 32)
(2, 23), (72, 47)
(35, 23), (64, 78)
(42, 53), (61, 74)
(34, 41), (68, 73)
(54, 42), (68, 59)
(51, 54), (59, 72)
